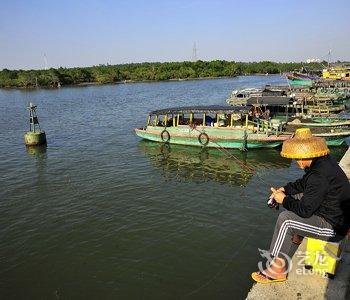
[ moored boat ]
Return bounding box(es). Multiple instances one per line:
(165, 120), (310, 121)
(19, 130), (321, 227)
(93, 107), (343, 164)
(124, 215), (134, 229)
(234, 97), (350, 146)
(285, 118), (350, 146)
(226, 86), (288, 106)
(134, 106), (289, 149)
(322, 66), (350, 80)
(226, 88), (262, 106)
(135, 105), (350, 149)
(242, 91), (346, 118)
(285, 72), (319, 87)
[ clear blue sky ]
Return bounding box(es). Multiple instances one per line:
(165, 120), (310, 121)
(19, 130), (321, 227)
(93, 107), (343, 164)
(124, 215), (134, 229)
(1, 0), (349, 70)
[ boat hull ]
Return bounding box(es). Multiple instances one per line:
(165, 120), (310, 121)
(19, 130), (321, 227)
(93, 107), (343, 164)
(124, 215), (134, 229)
(288, 79), (314, 87)
(135, 125), (348, 149)
(135, 126), (288, 149)
(325, 137), (346, 146)
(285, 127), (349, 146)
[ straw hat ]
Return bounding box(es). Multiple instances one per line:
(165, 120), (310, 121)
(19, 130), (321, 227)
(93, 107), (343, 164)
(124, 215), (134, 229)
(281, 128), (329, 159)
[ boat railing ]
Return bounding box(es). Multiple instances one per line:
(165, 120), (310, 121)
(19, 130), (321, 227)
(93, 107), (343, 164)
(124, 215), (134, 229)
(146, 118), (284, 135)
(145, 112), (286, 136)
(246, 118), (284, 135)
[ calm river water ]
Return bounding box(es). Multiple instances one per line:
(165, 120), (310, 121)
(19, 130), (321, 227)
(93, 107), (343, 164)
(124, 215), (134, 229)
(0, 76), (347, 299)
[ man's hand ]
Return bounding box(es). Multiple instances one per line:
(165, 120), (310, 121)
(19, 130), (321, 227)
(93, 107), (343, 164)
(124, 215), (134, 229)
(277, 187), (285, 192)
(269, 187), (285, 198)
(271, 187), (286, 204)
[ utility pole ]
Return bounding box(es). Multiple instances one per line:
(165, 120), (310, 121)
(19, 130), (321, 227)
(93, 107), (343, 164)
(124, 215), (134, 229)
(44, 53), (48, 70)
(192, 42), (198, 62)
(327, 49), (332, 67)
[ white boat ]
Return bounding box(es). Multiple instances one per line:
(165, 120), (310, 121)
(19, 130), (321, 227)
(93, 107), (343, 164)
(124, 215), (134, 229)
(226, 88), (262, 106)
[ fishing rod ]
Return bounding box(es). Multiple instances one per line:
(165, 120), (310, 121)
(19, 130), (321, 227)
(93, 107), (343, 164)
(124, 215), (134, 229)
(187, 124), (283, 209)
(187, 124), (271, 185)
(181, 125), (282, 296)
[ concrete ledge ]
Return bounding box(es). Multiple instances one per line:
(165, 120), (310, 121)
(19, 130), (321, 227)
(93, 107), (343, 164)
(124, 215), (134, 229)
(246, 240), (350, 300)
(339, 146), (350, 179)
(327, 240), (350, 299)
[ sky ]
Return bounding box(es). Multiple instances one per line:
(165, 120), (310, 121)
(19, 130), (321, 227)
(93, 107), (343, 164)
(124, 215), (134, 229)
(1, 0), (349, 70)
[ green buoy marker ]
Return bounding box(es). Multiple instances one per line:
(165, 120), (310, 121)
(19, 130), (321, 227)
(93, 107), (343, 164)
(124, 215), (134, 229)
(24, 102), (47, 146)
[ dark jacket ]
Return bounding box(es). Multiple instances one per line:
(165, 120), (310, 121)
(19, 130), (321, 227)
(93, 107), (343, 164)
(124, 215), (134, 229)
(283, 155), (350, 236)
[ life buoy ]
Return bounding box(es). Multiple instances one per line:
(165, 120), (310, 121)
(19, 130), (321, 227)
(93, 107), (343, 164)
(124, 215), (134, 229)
(198, 132), (209, 146)
(161, 130), (170, 143)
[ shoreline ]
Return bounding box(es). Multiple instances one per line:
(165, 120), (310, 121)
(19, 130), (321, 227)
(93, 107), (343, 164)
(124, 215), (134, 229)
(0, 74), (281, 90)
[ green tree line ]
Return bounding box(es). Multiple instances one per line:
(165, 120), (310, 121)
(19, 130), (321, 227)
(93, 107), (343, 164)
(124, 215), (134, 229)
(0, 60), (322, 88)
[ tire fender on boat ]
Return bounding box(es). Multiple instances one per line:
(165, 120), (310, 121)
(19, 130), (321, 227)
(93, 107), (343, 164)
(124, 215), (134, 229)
(161, 129), (170, 143)
(198, 132), (209, 146)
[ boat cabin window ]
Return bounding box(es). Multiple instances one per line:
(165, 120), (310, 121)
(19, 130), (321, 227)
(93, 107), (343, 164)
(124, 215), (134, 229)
(249, 106), (274, 121)
(148, 110), (246, 128)
(205, 113), (215, 126)
(180, 113), (191, 125)
(148, 113), (185, 127)
(215, 114), (227, 127)
(206, 113), (234, 127)
(148, 115), (157, 126)
(191, 113), (201, 125)
(159, 114), (177, 127)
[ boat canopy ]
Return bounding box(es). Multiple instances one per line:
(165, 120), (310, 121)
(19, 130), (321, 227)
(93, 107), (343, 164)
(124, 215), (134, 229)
(246, 96), (292, 106)
(149, 105), (249, 115)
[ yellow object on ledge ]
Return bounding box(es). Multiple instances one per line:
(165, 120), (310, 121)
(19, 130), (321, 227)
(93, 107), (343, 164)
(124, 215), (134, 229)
(304, 237), (344, 278)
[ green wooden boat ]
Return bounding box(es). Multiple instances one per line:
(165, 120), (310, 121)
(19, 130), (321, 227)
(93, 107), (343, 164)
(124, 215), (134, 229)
(240, 96), (350, 146)
(135, 106), (291, 149)
(286, 72), (318, 87)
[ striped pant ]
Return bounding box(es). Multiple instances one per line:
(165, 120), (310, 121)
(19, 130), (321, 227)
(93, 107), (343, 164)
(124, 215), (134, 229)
(269, 210), (336, 260)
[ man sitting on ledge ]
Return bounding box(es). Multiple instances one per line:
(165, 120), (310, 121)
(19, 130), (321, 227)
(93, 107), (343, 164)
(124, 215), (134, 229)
(252, 128), (350, 284)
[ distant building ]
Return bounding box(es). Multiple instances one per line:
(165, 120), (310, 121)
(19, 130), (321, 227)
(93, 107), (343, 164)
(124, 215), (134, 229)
(306, 58), (321, 64)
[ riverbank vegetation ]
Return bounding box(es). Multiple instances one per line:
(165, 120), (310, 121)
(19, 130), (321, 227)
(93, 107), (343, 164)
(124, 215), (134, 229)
(0, 60), (324, 88)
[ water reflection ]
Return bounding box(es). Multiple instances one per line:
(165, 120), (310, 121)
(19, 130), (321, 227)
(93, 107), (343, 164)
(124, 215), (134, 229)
(138, 141), (291, 186)
(25, 144), (47, 158)
(25, 145), (47, 185)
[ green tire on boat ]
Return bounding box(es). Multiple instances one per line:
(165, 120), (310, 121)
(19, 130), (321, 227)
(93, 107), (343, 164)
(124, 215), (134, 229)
(160, 129), (170, 143)
(198, 132), (209, 146)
